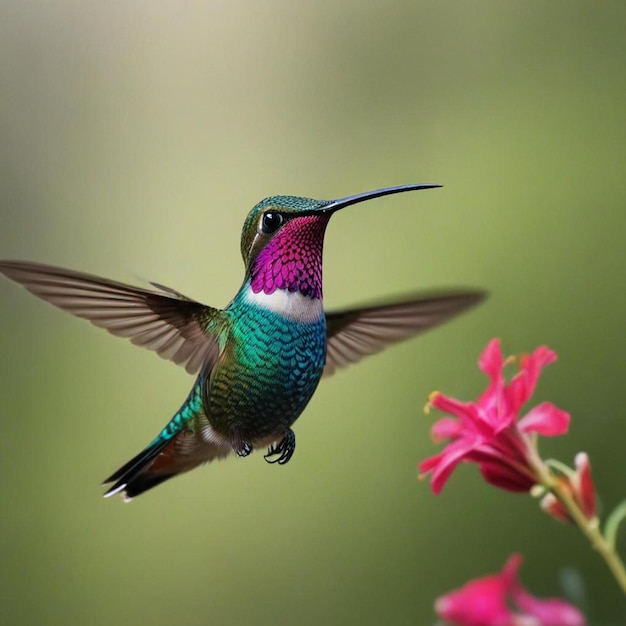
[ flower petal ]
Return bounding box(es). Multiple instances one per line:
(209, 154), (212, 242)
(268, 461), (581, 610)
(479, 461), (536, 493)
(518, 403), (570, 436)
(418, 439), (476, 494)
(477, 338), (505, 410)
(509, 346), (557, 409)
(479, 338), (504, 380)
(435, 575), (513, 626)
(430, 394), (497, 439)
(540, 491), (571, 524)
(508, 553), (586, 625)
(431, 417), (464, 442)
(501, 553), (524, 584)
(430, 392), (475, 423)
(512, 586), (586, 626)
(525, 345), (558, 381)
(574, 452), (596, 519)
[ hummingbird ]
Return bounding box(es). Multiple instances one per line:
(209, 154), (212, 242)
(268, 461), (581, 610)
(0, 184), (485, 500)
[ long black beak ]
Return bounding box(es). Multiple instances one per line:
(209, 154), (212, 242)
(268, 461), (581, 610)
(319, 183), (442, 213)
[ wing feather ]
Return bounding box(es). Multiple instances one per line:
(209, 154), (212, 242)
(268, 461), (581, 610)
(0, 260), (221, 375)
(323, 291), (486, 376)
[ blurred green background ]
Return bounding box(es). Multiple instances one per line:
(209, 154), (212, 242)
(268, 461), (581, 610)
(1, 2), (624, 624)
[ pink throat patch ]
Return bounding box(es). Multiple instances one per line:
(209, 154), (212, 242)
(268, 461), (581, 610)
(250, 214), (329, 299)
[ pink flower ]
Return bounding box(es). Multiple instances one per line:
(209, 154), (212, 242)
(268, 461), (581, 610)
(419, 339), (570, 494)
(540, 453), (597, 523)
(435, 554), (586, 626)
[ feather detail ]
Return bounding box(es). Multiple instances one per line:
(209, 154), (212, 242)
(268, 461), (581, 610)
(102, 430), (232, 500)
(0, 260), (221, 374)
(323, 291), (486, 376)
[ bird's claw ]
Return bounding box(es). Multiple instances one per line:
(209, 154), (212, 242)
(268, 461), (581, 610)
(235, 441), (253, 458)
(264, 430), (296, 465)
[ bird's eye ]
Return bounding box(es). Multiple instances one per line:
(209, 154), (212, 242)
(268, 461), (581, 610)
(261, 211), (283, 234)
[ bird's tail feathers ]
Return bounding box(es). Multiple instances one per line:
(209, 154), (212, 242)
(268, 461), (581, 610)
(103, 437), (172, 500)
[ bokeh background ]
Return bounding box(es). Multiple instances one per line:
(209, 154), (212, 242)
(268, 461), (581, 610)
(1, 2), (624, 625)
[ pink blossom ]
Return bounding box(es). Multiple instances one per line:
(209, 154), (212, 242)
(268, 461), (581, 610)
(541, 453), (597, 523)
(435, 554), (586, 626)
(419, 339), (570, 494)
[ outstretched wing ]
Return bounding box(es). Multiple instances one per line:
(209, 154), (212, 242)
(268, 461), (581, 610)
(0, 260), (221, 375)
(323, 291), (486, 376)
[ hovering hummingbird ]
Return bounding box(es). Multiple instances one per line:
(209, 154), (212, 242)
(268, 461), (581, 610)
(0, 184), (485, 500)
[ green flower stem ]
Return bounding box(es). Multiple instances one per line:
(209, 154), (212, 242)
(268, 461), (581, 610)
(534, 462), (626, 596)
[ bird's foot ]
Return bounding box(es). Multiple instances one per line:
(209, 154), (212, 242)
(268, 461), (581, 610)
(235, 441), (253, 458)
(264, 430), (296, 465)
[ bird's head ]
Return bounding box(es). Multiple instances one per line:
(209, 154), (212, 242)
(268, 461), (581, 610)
(240, 184), (441, 299)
